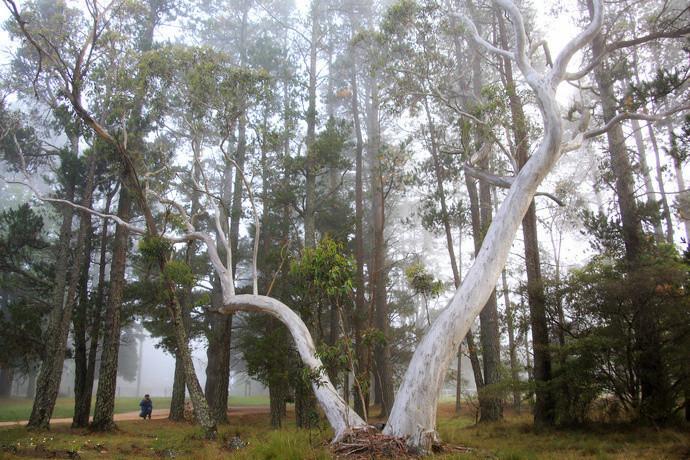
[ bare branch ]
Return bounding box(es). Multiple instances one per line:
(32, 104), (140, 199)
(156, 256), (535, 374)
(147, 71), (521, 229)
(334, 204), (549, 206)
(583, 103), (690, 139)
(565, 25), (690, 81)
(5, 176), (147, 234)
(549, 0), (603, 86)
(463, 163), (565, 206)
(221, 149), (260, 296)
(455, 13), (514, 60)
(494, 0), (538, 81)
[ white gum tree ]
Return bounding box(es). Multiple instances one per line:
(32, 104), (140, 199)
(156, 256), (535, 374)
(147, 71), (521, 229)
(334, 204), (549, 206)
(6, 0), (690, 453)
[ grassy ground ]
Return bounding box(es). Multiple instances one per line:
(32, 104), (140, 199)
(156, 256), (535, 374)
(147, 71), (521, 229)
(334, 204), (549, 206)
(0, 403), (687, 459)
(0, 395), (269, 422)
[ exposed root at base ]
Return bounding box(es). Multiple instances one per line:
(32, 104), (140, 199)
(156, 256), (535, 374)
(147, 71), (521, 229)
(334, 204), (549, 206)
(331, 427), (474, 458)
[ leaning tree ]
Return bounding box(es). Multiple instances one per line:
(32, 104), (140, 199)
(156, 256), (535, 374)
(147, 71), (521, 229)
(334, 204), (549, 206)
(4, 0), (689, 453)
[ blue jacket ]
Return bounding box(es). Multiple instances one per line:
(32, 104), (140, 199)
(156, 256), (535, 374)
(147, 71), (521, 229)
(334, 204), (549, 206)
(140, 398), (153, 410)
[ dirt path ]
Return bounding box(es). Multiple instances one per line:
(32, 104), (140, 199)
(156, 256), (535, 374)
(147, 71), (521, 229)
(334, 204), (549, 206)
(0, 406), (269, 428)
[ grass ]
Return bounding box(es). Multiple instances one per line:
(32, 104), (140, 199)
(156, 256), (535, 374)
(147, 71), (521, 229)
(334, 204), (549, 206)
(0, 403), (687, 459)
(0, 395), (268, 422)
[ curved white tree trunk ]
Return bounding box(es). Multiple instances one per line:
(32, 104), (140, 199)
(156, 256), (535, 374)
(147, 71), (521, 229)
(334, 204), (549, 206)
(216, 295), (367, 440)
(382, 0), (602, 451)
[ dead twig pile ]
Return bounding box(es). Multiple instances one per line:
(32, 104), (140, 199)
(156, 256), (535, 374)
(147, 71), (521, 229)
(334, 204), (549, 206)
(331, 428), (475, 459)
(331, 428), (417, 459)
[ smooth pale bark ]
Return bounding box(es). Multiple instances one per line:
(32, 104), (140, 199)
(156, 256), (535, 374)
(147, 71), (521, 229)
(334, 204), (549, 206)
(382, 0), (603, 448)
(217, 295), (366, 440)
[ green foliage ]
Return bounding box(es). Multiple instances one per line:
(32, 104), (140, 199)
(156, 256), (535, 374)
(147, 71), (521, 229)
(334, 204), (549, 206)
(0, 205), (51, 373)
(553, 242), (690, 423)
(138, 235), (172, 264)
(405, 262), (444, 298)
(162, 260), (195, 287)
(289, 237), (354, 302)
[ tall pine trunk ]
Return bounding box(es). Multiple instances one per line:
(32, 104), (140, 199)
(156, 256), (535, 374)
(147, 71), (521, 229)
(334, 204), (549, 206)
(169, 353), (186, 421)
(27, 174), (76, 429)
(72, 154), (97, 427)
(588, 0), (671, 422)
(91, 187), (132, 431)
(367, 71), (394, 418)
(350, 39), (370, 419)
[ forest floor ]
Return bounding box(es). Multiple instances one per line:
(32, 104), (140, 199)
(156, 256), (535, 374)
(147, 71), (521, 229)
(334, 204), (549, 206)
(0, 402), (687, 459)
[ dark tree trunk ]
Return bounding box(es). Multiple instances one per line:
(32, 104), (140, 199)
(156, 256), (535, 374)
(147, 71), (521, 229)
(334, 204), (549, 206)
(27, 178), (76, 430)
(169, 353), (186, 421)
(167, 293), (217, 437)
(74, 192), (112, 426)
(26, 367), (37, 399)
(72, 154), (97, 428)
(497, 12), (551, 424)
(91, 187), (132, 431)
(204, 312), (232, 424)
(0, 367), (13, 397)
(367, 72), (394, 418)
(350, 38), (370, 420)
(465, 167), (501, 421)
(303, 0), (319, 249)
(502, 270), (521, 412)
(455, 344), (463, 415)
(269, 381), (284, 428)
(71, 222), (92, 427)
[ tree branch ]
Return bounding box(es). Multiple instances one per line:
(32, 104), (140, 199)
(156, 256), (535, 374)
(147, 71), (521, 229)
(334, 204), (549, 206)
(565, 26), (690, 81)
(463, 163), (565, 206)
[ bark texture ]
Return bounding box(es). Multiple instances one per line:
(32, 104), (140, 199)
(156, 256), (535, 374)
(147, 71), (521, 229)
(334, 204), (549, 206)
(589, 0), (672, 421)
(91, 187), (132, 431)
(27, 179), (76, 430)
